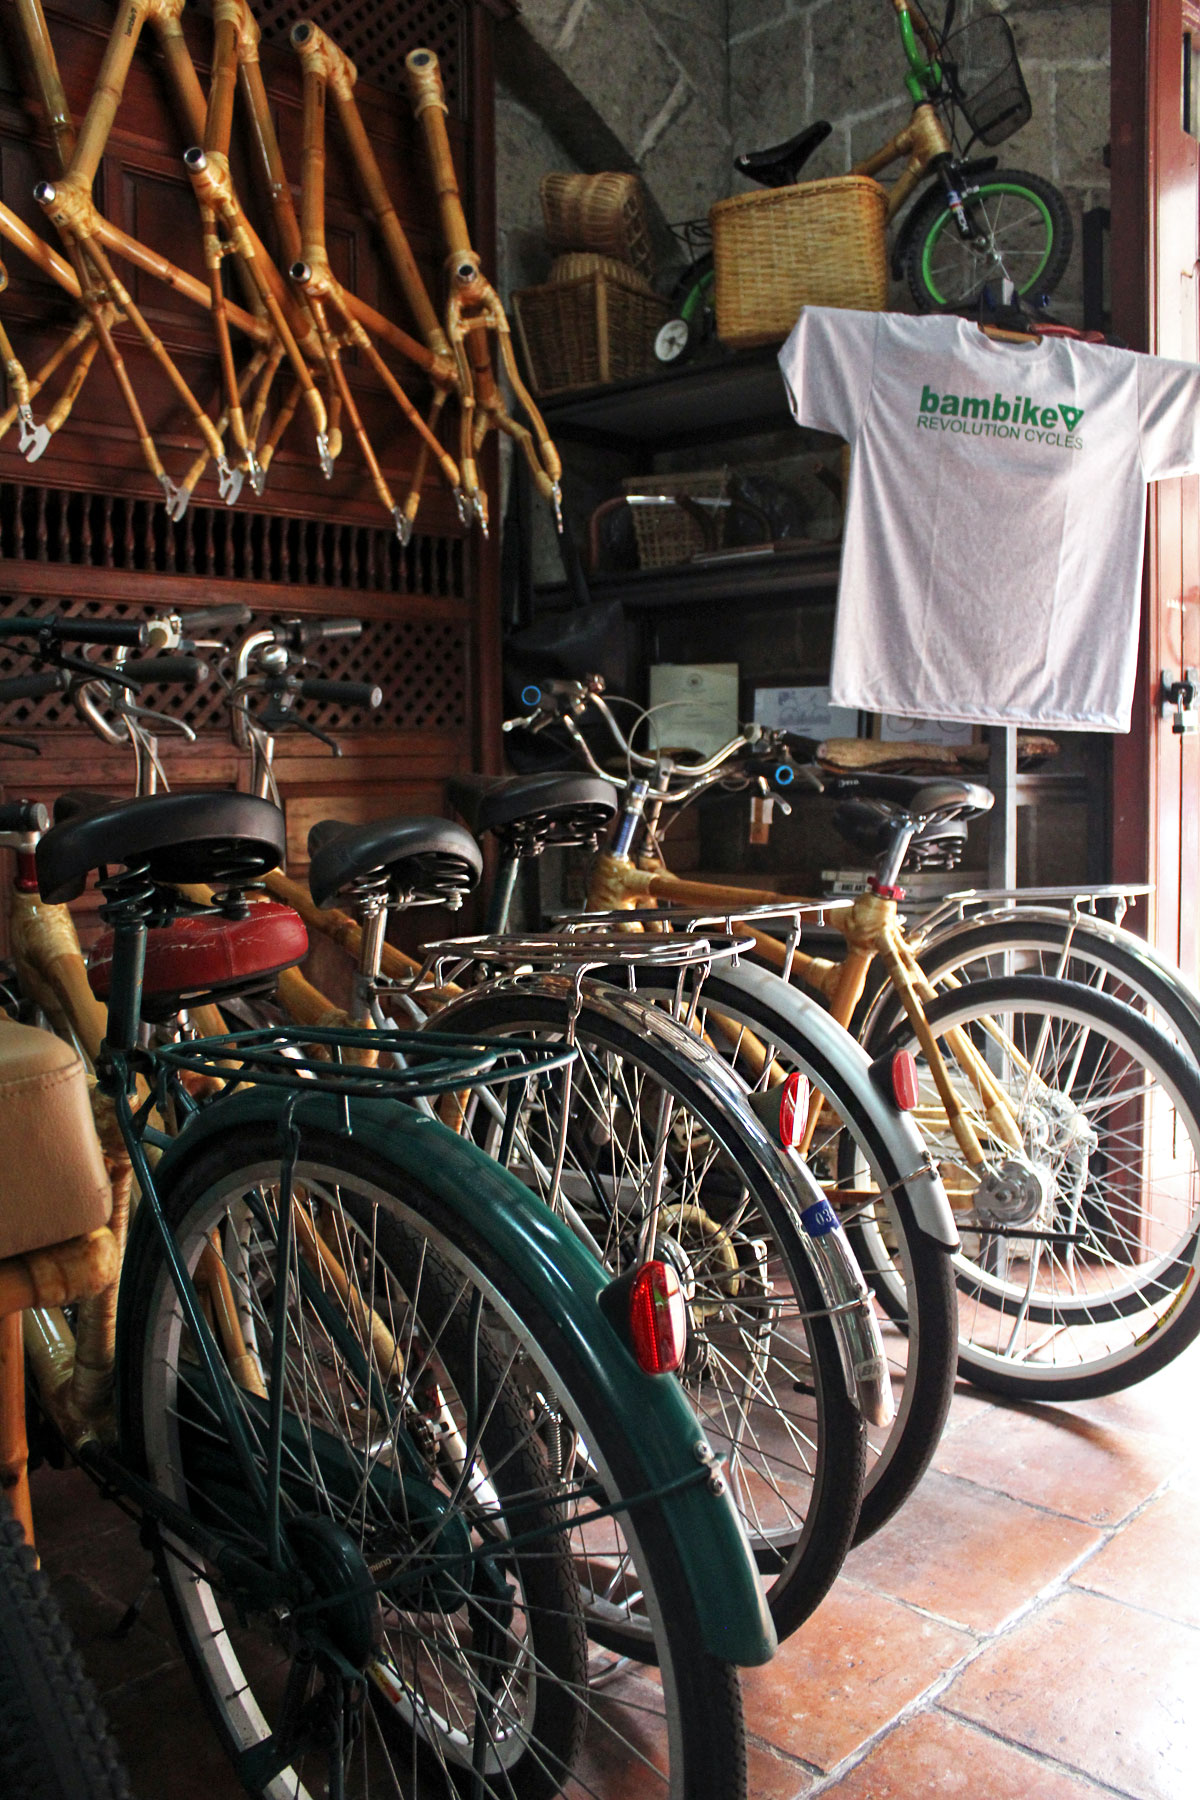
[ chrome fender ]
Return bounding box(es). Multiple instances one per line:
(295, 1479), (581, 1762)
(435, 973), (895, 1426)
(629, 958), (960, 1252)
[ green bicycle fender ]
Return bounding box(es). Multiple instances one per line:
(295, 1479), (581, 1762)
(128, 1087), (777, 1668)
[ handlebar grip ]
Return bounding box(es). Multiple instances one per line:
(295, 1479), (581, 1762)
(119, 654), (209, 687)
(273, 616), (363, 648)
(0, 800), (49, 832)
(298, 678), (383, 708)
(50, 619), (148, 647)
(179, 603), (253, 633)
(0, 671), (67, 701)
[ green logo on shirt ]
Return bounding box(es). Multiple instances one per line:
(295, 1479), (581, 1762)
(916, 384), (1084, 448)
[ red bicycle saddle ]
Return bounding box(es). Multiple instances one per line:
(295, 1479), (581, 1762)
(88, 902), (308, 1016)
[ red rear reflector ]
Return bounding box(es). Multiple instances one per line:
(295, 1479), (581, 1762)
(748, 1070), (811, 1148)
(628, 1261), (687, 1375)
(890, 1050), (919, 1110)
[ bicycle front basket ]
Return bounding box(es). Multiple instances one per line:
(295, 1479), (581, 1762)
(940, 9), (1032, 147)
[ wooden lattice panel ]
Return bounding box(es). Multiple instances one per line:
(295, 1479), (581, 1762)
(246, 0), (467, 112)
(0, 484), (466, 599)
(0, 594), (468, 735)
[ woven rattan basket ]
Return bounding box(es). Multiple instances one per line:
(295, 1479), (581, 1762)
(512, 270), (668, 398)
(620, 470), (731, 568)
(710, 175), (888, 348)
(547, 252), (653, 290)
(540, 173), (655, 278)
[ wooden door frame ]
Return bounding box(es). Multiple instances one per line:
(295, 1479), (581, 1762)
(1110, 0), (1200, 981)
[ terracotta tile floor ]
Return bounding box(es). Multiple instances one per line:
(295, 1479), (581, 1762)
(28, 1337), (1200, 1799)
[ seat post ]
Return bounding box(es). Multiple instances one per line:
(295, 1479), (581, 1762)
(96, 871), (151, 1062)
(353, 899), (389, 1020)
(486, 847), (521, 933)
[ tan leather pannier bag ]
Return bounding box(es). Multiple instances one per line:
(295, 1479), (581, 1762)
(0, 1020), (111, 1260)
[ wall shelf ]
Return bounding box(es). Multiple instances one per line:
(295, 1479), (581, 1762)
(540, 347), (794, 453)
(535, 540), (840, 610)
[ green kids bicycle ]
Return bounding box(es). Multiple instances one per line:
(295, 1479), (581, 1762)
(656, 0), (1071, 360)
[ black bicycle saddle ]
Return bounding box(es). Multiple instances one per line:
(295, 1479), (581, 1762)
(306, 816), (482, 911)
(37, 791), (287, 904)
(446, 773), (619, 854)
(734, 120), (833, 188)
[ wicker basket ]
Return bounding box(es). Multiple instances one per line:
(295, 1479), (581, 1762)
(547, 252), (654, 291)
(710, 175), (888, 348)
(512, 270), (668, 398)
(620, 470), (731, 568)
(540, 173), (655, 279)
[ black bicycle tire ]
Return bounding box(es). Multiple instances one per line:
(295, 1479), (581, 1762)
(0, 1494), (133, 1800)
(870, 915), (1200, 1069)
(436, 985), (866, 1645)
(626, 967), (957, 1545)
(881, 975), (1200, 1399)
(904, 167), (1073, 311)
(118, 1121), (747, 1800)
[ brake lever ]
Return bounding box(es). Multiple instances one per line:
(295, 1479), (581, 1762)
(259, 696), (341, 756)
(57, 649), (142, 690)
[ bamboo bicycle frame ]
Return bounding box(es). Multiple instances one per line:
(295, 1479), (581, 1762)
(404, 46), (564, 533)
(851, 1), (954, 225)
(2, 0), (277, 508)
(1, 844), (405, 1542)
(0, 0), (483, 534)
(586, 845), (1021, 1196)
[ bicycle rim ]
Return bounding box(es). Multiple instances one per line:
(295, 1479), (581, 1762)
(119, 1127), (737, 1797)
(437, 990), (864, 1643)
(626, 970), (956, 1543)
(888, 977), (1200, 1393)
(921, 181), (1055, 304)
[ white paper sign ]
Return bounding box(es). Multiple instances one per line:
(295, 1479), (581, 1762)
(648, 663), (739, 757)
(754, 684), (858, 740)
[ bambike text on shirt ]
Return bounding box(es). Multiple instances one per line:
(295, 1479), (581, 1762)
(915, 384), (1083, 450)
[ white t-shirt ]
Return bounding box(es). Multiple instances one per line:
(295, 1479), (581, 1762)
(778, 308), (1200, 730)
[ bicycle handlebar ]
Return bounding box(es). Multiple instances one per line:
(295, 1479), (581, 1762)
(0, 800), (49, 832)
(178, 603), (254, 633)
(0, 670), (69, 702)
(0, 617), (147, 648)
(272, 616), (363, 649)
(297, 678), (383, 708)
(119, 654), (210, 687)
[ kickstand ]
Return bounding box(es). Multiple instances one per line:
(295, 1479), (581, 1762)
(111, 1571), (160, 1639)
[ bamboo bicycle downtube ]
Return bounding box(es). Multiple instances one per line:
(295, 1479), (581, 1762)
(0, 0), (472, 529)
(405, 45), (565, 531)
(1, 0), (276, 507)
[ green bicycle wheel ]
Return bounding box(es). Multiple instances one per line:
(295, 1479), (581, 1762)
(904, 169), (1073, 311)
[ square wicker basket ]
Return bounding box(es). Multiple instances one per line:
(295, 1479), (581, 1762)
(620, 470), (732, 568)
(710, 174), (889, 348)
(512, 269), (668, 398)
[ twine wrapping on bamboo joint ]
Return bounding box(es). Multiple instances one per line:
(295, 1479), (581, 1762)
(710, 174), (889, 349)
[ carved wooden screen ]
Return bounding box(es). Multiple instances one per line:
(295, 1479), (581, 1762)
(0, 0), (507, 947)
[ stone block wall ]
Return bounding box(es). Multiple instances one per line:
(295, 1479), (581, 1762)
(727, 1), (1111, 321)
(495, 4), (1110, 322)
(495, 0), (733, 296)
